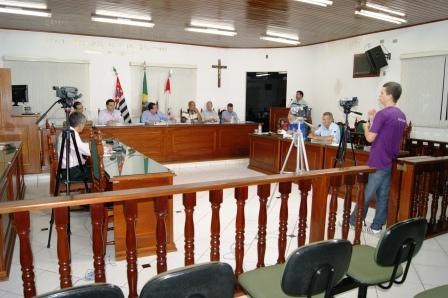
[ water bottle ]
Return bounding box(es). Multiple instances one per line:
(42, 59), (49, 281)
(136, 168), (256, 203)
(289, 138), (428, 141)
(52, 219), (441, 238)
(258, 123), (262, 134)
(230, 115), (235, 123)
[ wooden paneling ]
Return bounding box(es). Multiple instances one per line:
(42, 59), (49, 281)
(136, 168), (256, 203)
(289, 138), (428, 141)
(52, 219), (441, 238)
(249, 134), (281, 174)
(269, 107), (289, 133)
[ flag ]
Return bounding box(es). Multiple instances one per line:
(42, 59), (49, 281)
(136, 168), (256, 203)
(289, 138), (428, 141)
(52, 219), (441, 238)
(142, 71), (149, 109)
(114, 76), (132, 123)
(164, 71), (172, 115)
(164, 72), (171, 94)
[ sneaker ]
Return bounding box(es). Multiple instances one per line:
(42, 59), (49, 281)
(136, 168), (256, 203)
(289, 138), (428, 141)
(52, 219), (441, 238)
(363, 226), (382, 234)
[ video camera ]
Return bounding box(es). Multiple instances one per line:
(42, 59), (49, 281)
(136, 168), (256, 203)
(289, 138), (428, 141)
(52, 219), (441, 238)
(53, 86), (82, 108)
(339, 97), (358, 113)
(290, 103), (309, 119)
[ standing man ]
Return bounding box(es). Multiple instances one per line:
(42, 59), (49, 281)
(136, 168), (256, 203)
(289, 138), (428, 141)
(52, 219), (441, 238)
(221, 103), (239, 123)
(290, 90), (308, 107)
(98, 99), (123, 125)
(202, 101), (219, 122)
(308, 112), (340, 144)
(349, 82), (407, 234)
(141, 102), (174, 124)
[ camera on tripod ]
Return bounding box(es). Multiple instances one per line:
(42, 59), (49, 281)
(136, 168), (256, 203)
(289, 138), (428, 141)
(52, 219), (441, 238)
(53, 86), (82, 108)
(339, 97), (358, 113)
(290, 103), (308, 119)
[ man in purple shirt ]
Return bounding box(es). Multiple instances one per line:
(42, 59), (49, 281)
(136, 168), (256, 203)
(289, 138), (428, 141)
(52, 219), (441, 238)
(350, 82), (407, 234)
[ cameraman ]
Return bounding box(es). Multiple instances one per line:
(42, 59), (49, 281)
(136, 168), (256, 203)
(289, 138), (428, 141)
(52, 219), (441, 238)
(57, 112), (91, 182)
(308, 112), (340, 144)
(349, 82), (407, 234)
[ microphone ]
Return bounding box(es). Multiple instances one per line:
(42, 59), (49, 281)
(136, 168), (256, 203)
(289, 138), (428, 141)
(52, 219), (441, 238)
(351, 111), (363, 116)
(288, 98), (293, 107)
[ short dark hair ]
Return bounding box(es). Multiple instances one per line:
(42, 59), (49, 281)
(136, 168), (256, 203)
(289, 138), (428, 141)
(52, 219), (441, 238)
(383, 82), (402, 103)
(69, 111), (86, 128)
(106, 99), (115, 105)
(227, 103), (233, 108)
(73, 101), (82, 110)
(296, 90), (304, 97)
(148, 102), (156, 111)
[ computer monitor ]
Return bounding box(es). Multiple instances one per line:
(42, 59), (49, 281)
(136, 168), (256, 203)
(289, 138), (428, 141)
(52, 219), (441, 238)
(12, 85), (29, 106)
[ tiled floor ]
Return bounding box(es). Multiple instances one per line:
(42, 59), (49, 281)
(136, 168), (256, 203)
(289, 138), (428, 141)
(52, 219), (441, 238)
(1, 159), (447, 297)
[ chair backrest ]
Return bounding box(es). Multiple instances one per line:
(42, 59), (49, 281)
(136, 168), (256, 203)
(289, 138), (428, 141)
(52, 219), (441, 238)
(281, 239), (352, 297)
(375, 217), (427, 266)
(89, 130), (106, 192)
(36, 283), (124, 298)
(140, 262), (234, 298)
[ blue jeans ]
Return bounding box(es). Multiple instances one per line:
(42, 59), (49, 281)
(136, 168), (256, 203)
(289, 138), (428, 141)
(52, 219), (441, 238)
(350, 169), (392, 230)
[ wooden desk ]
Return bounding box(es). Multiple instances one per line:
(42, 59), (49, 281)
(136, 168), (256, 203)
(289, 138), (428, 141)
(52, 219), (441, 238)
(103, 143), (176, 260)
(0, 142), (25, 280)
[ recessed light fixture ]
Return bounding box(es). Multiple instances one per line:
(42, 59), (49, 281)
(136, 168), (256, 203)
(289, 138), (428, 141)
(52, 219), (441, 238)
(260, 36), (301, 45)
(365, 2), (405, 17)
(256, 73), (270, 77)
(355, 9), (407, 24)
(293, 0), (333, 7)
(0, 0), (51, 17)
(260, 30), (300, 45)
(185, 19), (237, 37)
(92, 10), (154, 28)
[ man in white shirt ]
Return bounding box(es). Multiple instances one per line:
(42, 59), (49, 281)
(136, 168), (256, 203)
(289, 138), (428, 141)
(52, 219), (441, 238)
(202, 101), (219, 123)
(221, 103), (239, 123)
(308, 112), (341, 144)
(57, 112), (91, 181)
(97, 99), (123, 125)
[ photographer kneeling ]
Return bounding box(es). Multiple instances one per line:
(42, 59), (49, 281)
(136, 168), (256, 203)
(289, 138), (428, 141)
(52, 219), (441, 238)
(57, 111), (91, 182)
(308, 112), (340, 144)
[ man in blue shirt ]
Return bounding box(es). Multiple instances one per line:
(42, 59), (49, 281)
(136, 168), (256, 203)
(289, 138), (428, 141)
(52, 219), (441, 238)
(141, 102), (174, 124)
(221, 103), (239, 123)
(308, 112), (340, 144)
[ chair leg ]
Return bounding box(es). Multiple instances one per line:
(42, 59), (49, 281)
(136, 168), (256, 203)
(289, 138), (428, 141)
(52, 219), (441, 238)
(358, 285), (368, 298)
(47, 209), (54, 248)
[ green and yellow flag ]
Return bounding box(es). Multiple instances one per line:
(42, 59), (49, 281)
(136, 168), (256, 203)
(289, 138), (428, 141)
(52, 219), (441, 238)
(142, 72), (148, 110)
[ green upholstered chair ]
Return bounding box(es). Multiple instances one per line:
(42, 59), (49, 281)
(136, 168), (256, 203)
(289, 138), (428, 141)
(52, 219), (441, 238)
(36, 283), (124, 298)
(238, 239), (352, 298)
(333, 217), (428, 298)
(140, 262), (234, 298)
(414, 284), (448, 298)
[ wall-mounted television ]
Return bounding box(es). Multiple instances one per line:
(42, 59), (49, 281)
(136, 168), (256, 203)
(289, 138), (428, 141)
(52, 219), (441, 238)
(12, 85), (29, 106)
(353, 53), (380, 78)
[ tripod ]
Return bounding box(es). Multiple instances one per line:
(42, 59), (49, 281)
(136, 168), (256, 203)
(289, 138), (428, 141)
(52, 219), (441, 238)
(334, 109), (360, 167)
(37, 101), (90, 248)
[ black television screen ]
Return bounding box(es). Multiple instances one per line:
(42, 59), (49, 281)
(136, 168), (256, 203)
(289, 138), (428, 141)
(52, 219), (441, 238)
(366, 46), (388, 70)
(353, 53), (380, 78)
(12, 85), (29, 105)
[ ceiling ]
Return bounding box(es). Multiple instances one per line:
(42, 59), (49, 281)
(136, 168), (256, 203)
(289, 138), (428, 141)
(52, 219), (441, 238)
(0, 0), (447, 48)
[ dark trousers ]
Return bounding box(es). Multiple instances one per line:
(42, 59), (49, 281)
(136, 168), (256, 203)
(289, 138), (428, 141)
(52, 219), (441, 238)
(61, 164), (91, 182)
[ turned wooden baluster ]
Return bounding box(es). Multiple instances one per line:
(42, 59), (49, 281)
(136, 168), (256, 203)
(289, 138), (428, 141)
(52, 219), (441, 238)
(90, 203), (106, 282)
(354, 173), (368, 245)
(55, 207), (72, 288)
(14, 211), (36, 298)
(125, 201), (138, 298)
(327, 176), (342, 240)
(439, 165), (448, 230)
(341, 175), (355, 240)
(183, 192), (196, 265)
(297, 180), (311, 247)
(155, 196), (168, 274)
(256, 184), (270, 268)
(277, 182), (291, 263)
(309, 175), (330, 242)
(429, 166), (440, 231)
(234, 186), (248, 279)
(209, 190), (223, 262)
(413, 169), (424, 217)
(419, 168), (431, 218)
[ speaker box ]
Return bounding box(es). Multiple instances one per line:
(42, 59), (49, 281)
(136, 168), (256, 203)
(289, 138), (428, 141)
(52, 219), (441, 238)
(366, 46), (388, 70)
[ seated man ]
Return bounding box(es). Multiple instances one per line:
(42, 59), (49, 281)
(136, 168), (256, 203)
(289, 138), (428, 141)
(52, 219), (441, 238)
(73, 101), (93, 125)
(141, 102), (174, 124)
(221, 103), (239, 123)
(57, 112), (91, 182)
(97, 99), (123, 125)
(202, 100), (219, 123)
(286, 113), (309, 140)
(181, 100), (202, 123)
(308, 112), (340, 144)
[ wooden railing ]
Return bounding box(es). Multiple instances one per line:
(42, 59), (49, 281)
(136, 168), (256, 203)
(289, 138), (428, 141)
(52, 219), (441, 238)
(406, 138), (448, 157)
(0, 166), (375, 298)
(394, 156), (448, 238)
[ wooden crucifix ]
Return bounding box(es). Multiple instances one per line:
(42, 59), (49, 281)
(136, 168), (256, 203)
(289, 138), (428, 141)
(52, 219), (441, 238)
(212, 59), (227, 88)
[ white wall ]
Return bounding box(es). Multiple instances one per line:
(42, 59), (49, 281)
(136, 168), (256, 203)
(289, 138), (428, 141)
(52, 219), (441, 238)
(1, 20), (448, 140)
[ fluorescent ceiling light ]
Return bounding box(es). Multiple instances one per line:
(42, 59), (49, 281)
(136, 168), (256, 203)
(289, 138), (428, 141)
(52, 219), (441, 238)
(355, 9), (407, 24)
(185, 26), (237, 37)
(266, 30), (299, 41)
(260, 36), (300, 45)
(95, 9), (152, 21)
(190, 19), (234, 31)
(256, 73), (270, 77)
(365, 2), (405, 17)
(294, 0), (333, 7)
(92, 15), (154, 28)
(0, 0), (46, 9)
(0, 5), (51, 17)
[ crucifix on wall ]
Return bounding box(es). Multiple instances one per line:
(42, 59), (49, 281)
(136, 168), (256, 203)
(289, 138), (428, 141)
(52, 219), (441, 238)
(212, 59), (227, 88)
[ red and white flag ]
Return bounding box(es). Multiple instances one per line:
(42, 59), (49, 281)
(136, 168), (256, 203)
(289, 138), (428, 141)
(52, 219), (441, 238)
(114, 76), (132, 123)
(164, 72), (171, 94)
